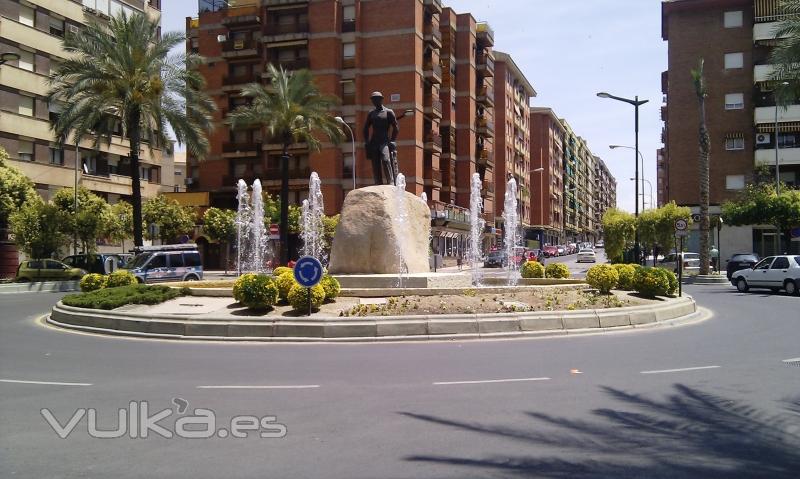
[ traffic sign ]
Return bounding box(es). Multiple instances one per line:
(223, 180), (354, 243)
(294, 256), (323, 287)
(691, 213), (701, 222)
(675, 230), (688, 237)
(675, 218), (688, 231)
(269, 224), (279, 235)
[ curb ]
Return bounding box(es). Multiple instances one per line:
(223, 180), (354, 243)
(47, 296), (698, 343)
(0, 280), (80, 294)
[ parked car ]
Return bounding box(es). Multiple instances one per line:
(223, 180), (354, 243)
(556, 245), (566, 256)
(124, 244), (203, 283)
(16, 259), (86, 282)
(543, 245), (559, 258)
(484, 250), (506, 268)
(576, 248), (597, 263)
(730, 255), (800, 294)
(567, 243), (578, 254)
(526, 249), (544, 262)
(725, 253), (760, 280)
(595, 240), (605, 248)
(62, 254), (126, 274)
(660, 252), (701, 275)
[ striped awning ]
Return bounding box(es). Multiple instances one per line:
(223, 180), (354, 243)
(757, 122), (800, 132)
(725, 132), (744, 139)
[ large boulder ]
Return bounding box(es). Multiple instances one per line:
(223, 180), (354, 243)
(329, 186), (431, 274)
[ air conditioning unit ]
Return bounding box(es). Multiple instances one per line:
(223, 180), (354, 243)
(68, 24), (79, 34)
(234, 39), (245, 50)
(756, 133), (771, 145)
(83, 7), (96, 14)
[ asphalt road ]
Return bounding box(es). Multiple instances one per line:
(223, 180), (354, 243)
(1, 283), (798, 478)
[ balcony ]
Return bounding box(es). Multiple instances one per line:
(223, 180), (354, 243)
(477, 117), (494, 137)
(477, 146), (494, 168)
(442, 132), (456, 155)
(476, 53), (494, 77)
(430, 200), (469, 226)
(476, 22), (494, 47)
(481, 180), (495, 196)
(424, 168), (443, 186)
(424, 0), (443, 14)
(267, 22), (309, 36)
(221, 38), (261, 58)
(222, 71), (259, 88)
(755, 104), (800, 123)
(424, 95), (443, 118)
(477, 85), (494, 106)
(424, 61), (442, 84)
(221, 13), (260, 26)
(425, 132), (443, 152)
(264, 0), (309, 5)
(342, 18), (356, 33)
(222, 142), (262, 156)
(265, 58), (310, 73)
(756, 147), (800, 166)
(424, 24), (443, 48)
(754, 64), (777, 83)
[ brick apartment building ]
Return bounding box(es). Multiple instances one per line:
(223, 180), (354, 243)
(0, 0), (173, 204)
(594, 156), (616, 234)
(529, 107), (565, 246)
(662, 0), (800, 256)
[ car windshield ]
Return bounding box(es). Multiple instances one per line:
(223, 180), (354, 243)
(731, 254), (759, 262)
(683, 253), (700, 259)
(579, 249), (593, 253)
(127, 253), (152, 269)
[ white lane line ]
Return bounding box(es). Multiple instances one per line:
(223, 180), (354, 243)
(782, 358), (800, 363)
(196, 385), (320, 390)
(433, 377), (551, 386)
(0, 378), (92, 386)
(640, 365), (720, 375)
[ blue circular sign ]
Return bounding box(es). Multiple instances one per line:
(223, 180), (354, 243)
(293, 256), (323, 287)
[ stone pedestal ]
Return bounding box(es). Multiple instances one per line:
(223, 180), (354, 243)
(329, 186), (431, 274)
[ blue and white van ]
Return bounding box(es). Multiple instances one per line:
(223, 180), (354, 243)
(125, 244), (203, 283)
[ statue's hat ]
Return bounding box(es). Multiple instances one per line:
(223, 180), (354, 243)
(370, 91), (384, 99)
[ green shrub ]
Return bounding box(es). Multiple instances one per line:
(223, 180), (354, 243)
(233, 274), (278, 310)
(62, 285), (185, 310)
(612, 264), (638, 290)
(273, 266), (292, 277)
(275, 271), (297, 301)
(656, 267), (678, 296)
(520, 260), (545, 279)
(79, 273), (106, 292)
(634, 267), (671, 298)
(287, 283), (326, 312)
(106, 270), (137, 288)
(320, 274), (341, 301)
(545, 263), (571, 279)
(586, 264), (620, 294)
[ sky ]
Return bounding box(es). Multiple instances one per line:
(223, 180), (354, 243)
(160, 0), (667, 214)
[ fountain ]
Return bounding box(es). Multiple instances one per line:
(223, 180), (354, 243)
(250, 180), (266, 273)
(503, 176), (520, 286)
(468, 173), (485, 286)
(234, 179), (274, 275)
(300, 172), (326, 263)
(393, 173), (410, 286)
(235, 180), (251, 275)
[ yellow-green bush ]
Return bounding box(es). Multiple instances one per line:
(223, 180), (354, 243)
(545, 263), (571, 279)
(656, 267), (678, 296)
(586, 264), (619, 294)
(612, 264), (638, 290)
(273, 266), (292, 277)
(320, 274), (341, 301)
(79, 273), (107, 292)
(520, 260), (545, 279)
(634, 267), (670, 298)
(105, 270), (137, 288)
(275, 271), (297, 301)
(233, 273), (278, 310)
(287, 283), (326, 312)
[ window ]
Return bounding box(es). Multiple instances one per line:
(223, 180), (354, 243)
(168, 253), (184, 268)
(18, 141), (34, 161)
(771, 257), (790, 269)
(754, 258), (774, 270)
(726, 174), (745, 190)
(342, 43), (355, 59)
(724, 52), (744, 69)
(17, 50), (34, 72)
(724, 10), (743, 28)
(19, 96), (34, 117)
(19, 5), (35, 27)
(50, 17), (65, 37)
(725, 137), (744, 150)
(343, 5), (356, 20)
(184, 252), (202, 267)
(49, 147), (64, 165)
(725, 93), (744, 110)
(146, 255), (166, 270)
(45, 260), (65, 270)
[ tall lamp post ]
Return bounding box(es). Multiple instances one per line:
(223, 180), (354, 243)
(334, 117), (356, 190)
(531, 167), (544, 245)
(598, 92), (649, 263)
(629, 177), (654, 210)
(775, 81), (790, 195)
(610, 144), (649, 210)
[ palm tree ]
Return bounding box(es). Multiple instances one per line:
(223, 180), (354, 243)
(47, 13), (214, 247)
(691, 59), (711, 275)
(227, 64), (342, 265)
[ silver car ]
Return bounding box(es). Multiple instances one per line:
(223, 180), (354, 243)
(731, 255), (800, 295)
(660, 252), (701, 275)
(576, 248), (596, 263)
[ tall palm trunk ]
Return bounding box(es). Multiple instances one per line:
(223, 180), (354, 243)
(280, 141), (290, 265)
(697, 92), (711, 274)
(128, 108), (143, 247)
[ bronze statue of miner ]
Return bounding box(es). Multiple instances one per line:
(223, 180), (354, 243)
(363, 91), (399, 185)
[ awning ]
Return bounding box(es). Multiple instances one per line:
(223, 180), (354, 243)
(757, 122), (800, 133)
(725, 132), (744, 139)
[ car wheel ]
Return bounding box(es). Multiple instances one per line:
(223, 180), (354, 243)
(135, 277), (144, 284)
(16, 277), (30, 283)
(784, 280), (798, 296)
(736, 278), (749, 293)
(184, 275), (199, 281)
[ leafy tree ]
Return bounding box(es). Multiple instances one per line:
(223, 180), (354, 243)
(262, 194), (301, 235)
(203, 207), (236, 273)
(691, 58), (712, 275)
(602, 208), (637, 264)
(142, 195), (196, 243)
(322, 214), (340, 257)
(227, 64), (343, 264)
(637, 202), (692, 265)
(0, 146), (36, 239)
(771, 1), (800, 98)
(47, 12), (214, 247)
(102, 201), (134, 251)
(52, 187), (109, 254)
(9, 198), (68, 258)
(723, 185), (800, 253)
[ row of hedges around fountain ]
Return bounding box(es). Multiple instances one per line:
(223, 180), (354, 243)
(233, 274), (279, 310)
(521, 261), (545, 278)
(63, 284), (187, 310)
(79, 270), (137, 292)
(545, 263), (571, 279)
(585, 264), (678, 297)
(239, 270), (341, 311)
(585, 264), (619, 294)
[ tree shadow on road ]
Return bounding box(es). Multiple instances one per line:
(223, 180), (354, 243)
(401, 384), (800, 478)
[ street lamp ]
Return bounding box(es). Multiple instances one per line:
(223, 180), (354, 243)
(610, 144), (648, 210)
(334, 117), (356, 190)
(598, 92), (649, 263)
(0, 52), (20, 67)
(629, 177), (653, 210)
(775, 81), (790, 194)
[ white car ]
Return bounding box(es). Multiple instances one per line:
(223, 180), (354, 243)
(576, 248), (596, 263)
(594, 241), (604, 248)
(660, 252), (701, 275)
(731, 255), (800, 295)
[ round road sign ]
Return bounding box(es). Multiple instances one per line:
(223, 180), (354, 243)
(293, 256), (323, 288)
(675, 218), (688, 231)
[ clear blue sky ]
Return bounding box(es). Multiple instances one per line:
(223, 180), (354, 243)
(160, 0), (667, 214)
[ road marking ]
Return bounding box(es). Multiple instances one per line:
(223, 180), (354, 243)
(782, 358), (800, 363)
(196, 385), (320, 390)
(433, 377), (551, 386)
(640, 365), (720, 375)
(0, 378), (92, 386)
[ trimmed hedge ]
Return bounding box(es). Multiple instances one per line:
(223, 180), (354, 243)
(586, 264), (619, 294)
(233, 274), (279, 310)
(79, 273), (106, 292)
(62, 285), (186, 310)
(545, 263), (571, 279)
(106, 270), (137, 288)
(320, 274), (341, 301)
(520, 260), (545, 279)
(612, 264), (639, 290)
(273, 266), (292, 277)
(657, 267), (678, 296)
(634, 267), (671, 298)
(287, 283), (326, 312)
(275, 272), (297, 302)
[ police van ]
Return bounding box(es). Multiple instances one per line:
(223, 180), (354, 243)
(124, 244), (203, 283)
